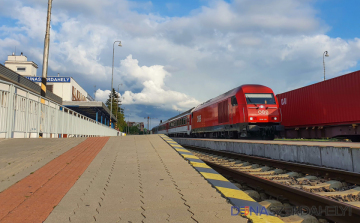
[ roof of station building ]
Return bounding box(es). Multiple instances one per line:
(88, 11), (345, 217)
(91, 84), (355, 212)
(62, 101), (117, 122)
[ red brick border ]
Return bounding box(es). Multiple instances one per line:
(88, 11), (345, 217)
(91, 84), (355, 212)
(0, 137), (110, 223)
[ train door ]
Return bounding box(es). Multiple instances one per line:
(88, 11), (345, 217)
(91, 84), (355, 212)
(187, 115), (190, 130)
(229, 98), (233, 125)
(230, 96), (238, 124)
(166, 123), (169, 134)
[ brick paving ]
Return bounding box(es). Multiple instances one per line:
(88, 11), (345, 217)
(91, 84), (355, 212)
(46, 135), (246, 223)
(0, 135), (246, 223)
(0, 137), (86, 192)
(0, 137), (109, 223)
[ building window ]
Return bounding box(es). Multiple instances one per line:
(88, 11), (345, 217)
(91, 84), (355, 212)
(46, 85), (53, 93)
(17, 67), (26, 72)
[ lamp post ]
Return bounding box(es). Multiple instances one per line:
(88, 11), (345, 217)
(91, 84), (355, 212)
(39, 0), (53, 138)
(123, 106), (126, 133)
(93, 85), (96, 101)
(323, 51), (329, 81)
(110, 41), (122, 128)
(115, 83), (123, 129)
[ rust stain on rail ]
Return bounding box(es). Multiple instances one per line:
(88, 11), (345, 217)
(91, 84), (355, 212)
(0, 137), (110, 223)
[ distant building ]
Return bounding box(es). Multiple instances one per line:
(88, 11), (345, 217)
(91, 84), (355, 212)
(1, 52), (117, 128)
(5, 53), (38, 77)
(126, 122), (145, 132)
(4, 52), (93, 102)
(24, 76), (94, 102)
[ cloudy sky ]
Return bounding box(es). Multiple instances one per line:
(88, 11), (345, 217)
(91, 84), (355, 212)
(1, 0), (360, 129)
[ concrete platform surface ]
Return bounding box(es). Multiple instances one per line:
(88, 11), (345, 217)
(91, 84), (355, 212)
(43, 135), (245, 223)
(0, 137), (86, 192)
(173, 138), (360, 173)
(173, 138), (360, 148)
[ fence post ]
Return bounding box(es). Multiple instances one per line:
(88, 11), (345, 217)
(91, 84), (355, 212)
(61, 107), (64, 138)
(37, 98), (41, 137)
(66, 109), (69, 137)
(6, 85), (15, 138)
(24, 92), (29, 138)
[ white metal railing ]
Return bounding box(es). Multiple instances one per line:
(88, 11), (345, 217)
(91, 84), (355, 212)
(0, 79), (121, 138)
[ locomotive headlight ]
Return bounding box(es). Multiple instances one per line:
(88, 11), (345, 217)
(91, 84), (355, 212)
(274, 117), (277, 120)
(250, 117), (253, 121)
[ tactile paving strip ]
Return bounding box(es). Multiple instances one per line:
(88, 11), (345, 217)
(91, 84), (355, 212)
(0, 137), (110, 223)
(160, 135), (283, 223)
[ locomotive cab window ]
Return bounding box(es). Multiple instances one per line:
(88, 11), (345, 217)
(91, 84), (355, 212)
(231, 96), (238, 106)
(245, 93), (276, 105)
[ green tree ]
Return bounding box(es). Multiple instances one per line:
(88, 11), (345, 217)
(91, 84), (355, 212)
(106, 89), (126, 132)
(128, 125), (140, 135)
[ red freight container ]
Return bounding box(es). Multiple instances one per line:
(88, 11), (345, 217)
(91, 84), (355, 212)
(277, 70), (360, 141)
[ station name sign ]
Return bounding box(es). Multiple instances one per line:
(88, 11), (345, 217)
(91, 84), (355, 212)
(25, 76), (71, 83)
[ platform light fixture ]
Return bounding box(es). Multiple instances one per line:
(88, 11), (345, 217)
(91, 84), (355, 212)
(110, 41), (122, 128)
(323, 51), (329, 81)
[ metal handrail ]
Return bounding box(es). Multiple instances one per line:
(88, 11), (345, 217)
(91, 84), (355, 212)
(0, 79), (121, 138)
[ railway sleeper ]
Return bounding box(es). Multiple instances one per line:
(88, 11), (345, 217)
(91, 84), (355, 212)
(241, 166), (271, 172)
(261, 172), (302, 180)
(249, 169), (285, 176)
(301, 180), (344, 192)
(315, 187), (360, 202)
(296, 176), (318, 183)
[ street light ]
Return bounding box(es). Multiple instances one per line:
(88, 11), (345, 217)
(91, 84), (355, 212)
(110, 41), (122, 128)
(115, 83), (123, 129)
(323, 51), (329, 81)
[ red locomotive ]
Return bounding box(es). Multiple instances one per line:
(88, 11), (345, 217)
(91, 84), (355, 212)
(153, 85), (283, 139)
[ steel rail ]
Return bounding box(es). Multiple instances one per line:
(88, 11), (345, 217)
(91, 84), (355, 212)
(184, 145), (360, 185)
(205, 160), (360, 223)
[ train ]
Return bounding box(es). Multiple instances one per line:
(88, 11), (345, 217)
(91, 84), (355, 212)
(152, 85), (284, 139)
(277, 70), (360, 142)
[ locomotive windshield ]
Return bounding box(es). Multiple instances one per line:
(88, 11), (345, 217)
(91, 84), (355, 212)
(245, 93), (276, 105)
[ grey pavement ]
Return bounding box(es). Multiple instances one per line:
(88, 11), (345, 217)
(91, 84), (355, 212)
(0, 137), (86, 192)
(46, 135), (246, 223)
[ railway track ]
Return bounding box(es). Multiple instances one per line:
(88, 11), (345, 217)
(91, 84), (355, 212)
(184, 145), (360, 223)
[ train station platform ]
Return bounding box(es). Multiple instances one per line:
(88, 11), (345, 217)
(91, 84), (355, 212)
(0, 135), (252, 222)
(173, 138), (360, 173)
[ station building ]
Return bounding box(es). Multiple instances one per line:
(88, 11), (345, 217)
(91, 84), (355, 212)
(1, 53), (117, 129)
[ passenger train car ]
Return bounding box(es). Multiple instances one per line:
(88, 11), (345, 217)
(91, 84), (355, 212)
(152, 108), (193, 137)
(152, 85), (283, 139)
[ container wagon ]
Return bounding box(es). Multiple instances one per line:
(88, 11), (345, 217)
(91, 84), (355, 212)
(277, 70), (360, 141)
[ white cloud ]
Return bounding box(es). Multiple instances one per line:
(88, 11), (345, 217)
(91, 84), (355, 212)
(1, 0), (360, 119)
(94, 89), (110, 102)
(96, 55), (200, 111)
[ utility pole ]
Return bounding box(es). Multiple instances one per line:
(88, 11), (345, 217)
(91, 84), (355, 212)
(110, 41), (122, 128)
(323, 51), (329, 81)
(40, 0), (53, 138)
(93, 85), (96, 101)
(144, 116), (157, 134)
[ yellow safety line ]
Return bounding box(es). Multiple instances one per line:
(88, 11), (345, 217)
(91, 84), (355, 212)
(182, 154), (199, 159)
(200, 172), (228, 181)
(191, 162), (211, 168)
(246, 214), (285, 223)
(176, 148), (190, 152)
(160, 135), (284, 223)
(162, 136), (283, 223)
(215, 186), (255, 202)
